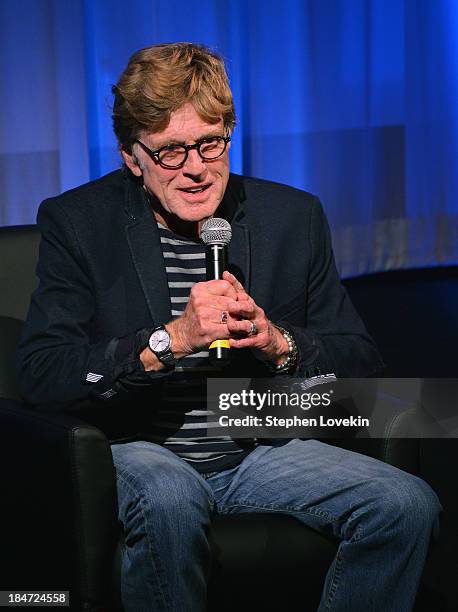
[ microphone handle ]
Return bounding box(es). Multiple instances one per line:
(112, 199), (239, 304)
(206, 244), (231, 365)
(206, 244), (227, 279)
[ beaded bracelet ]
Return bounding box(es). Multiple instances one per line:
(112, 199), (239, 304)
(267, 325), (299, 374)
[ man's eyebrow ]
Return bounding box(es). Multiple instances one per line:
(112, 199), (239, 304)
(196, 132), (224, 141)
(153, 138), (185, 149)
(152, 132), (224, 149)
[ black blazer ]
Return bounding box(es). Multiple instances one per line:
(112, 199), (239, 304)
(16, 170), (382, 432)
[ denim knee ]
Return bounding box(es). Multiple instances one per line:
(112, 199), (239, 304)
(117, 458), (214, 532)
(362, 471), (442, 541)
(143, 461), (213, 517)
(399, 474), (442, 531)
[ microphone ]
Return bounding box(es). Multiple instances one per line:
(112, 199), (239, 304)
(201, 218), (232, 365)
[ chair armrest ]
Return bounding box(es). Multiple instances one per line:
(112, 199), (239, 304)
(326, 393), (424, 476)
(0, 399), (119, 611)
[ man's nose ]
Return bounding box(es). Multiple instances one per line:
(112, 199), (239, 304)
(182, 148), (207, 175)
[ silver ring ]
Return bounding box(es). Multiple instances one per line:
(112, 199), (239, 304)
(221, 311), (229, 324)
(248, 321), (258, 336)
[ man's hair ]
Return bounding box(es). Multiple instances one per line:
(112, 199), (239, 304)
(112, 42), (236, 153)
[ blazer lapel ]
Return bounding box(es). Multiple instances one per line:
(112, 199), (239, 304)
(124, 177), (171, 326)
(225, 174), (251, 293)
(228, 220), (251, 293)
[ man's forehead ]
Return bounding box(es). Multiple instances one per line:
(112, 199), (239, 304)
(143, 103), (224, 147)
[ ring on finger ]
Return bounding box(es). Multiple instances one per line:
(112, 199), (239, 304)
(221, 311), (229, 324)
(248, 321), (258, 336)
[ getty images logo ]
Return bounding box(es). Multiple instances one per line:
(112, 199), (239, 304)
(218, 389), (333, 412)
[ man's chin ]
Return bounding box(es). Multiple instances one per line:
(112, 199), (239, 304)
(176, 202), (220, 223)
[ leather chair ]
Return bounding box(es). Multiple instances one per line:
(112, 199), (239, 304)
(0, 225), (452, 611)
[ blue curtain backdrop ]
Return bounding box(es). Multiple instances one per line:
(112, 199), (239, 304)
(1, 0), (457, 277)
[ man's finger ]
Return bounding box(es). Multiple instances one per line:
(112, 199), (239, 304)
(202, 279), (238, 299)
(228, 300), (256, 318)
(226, 317), (255, 335)
(223, 271), (247, 294)
(229, 336), (266, 349)
(201, 296), (238, 311)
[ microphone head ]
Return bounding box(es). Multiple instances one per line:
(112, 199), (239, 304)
(201, 217), (232, 246)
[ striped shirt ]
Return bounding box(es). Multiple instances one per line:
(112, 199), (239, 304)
(148, 223), (250, 473)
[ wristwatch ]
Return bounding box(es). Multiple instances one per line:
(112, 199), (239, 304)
(148, 325), (176, 367)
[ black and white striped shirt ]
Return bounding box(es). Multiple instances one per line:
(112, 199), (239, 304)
(148, 223), (250, 473)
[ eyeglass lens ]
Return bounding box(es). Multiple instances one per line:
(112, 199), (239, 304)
(159, 137), (227, 167)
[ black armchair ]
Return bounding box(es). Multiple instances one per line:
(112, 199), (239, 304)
(0, 225), (456, 611)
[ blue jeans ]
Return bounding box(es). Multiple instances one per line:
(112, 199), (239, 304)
(111, 439), (441, 612)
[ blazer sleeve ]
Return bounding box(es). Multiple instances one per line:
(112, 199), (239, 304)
(276, 197), (384, 378)
(16, 199), (171, 407)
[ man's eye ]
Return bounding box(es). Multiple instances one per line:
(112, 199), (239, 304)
(160, 146), (184, 161)
(200, 138), (219, 151)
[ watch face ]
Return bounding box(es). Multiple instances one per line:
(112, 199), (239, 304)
(149, 329), (170, 354)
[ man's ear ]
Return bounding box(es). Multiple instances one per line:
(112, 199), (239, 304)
(121, 145), (143, 177)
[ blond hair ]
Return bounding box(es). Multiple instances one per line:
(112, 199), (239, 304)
(112, 42), (236, 152)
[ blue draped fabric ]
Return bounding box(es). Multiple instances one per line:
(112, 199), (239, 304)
(1, 0), (457, 276)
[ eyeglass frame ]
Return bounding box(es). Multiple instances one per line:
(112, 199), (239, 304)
(134, 135), (231, 169)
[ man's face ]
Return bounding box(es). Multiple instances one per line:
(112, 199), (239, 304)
(123, 103), (230, 227)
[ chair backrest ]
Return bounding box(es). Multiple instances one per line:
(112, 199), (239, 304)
(343, 266), (458, 377)
(0, 225), (41, 319)
(0, 225), (41, 399)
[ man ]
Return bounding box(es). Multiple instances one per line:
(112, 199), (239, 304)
(17, 43), (440, 611)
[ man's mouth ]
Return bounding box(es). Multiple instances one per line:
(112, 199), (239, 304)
(178, 184), (211, 195)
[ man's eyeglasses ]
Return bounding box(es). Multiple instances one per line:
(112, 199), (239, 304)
(135, 135), (231, 169)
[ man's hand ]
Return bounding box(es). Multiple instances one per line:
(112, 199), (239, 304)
(140, 278), (239, 371)
(140, 273), (290, 371)
(167, 278), (239, 355)
(222, 271), (290, 365)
